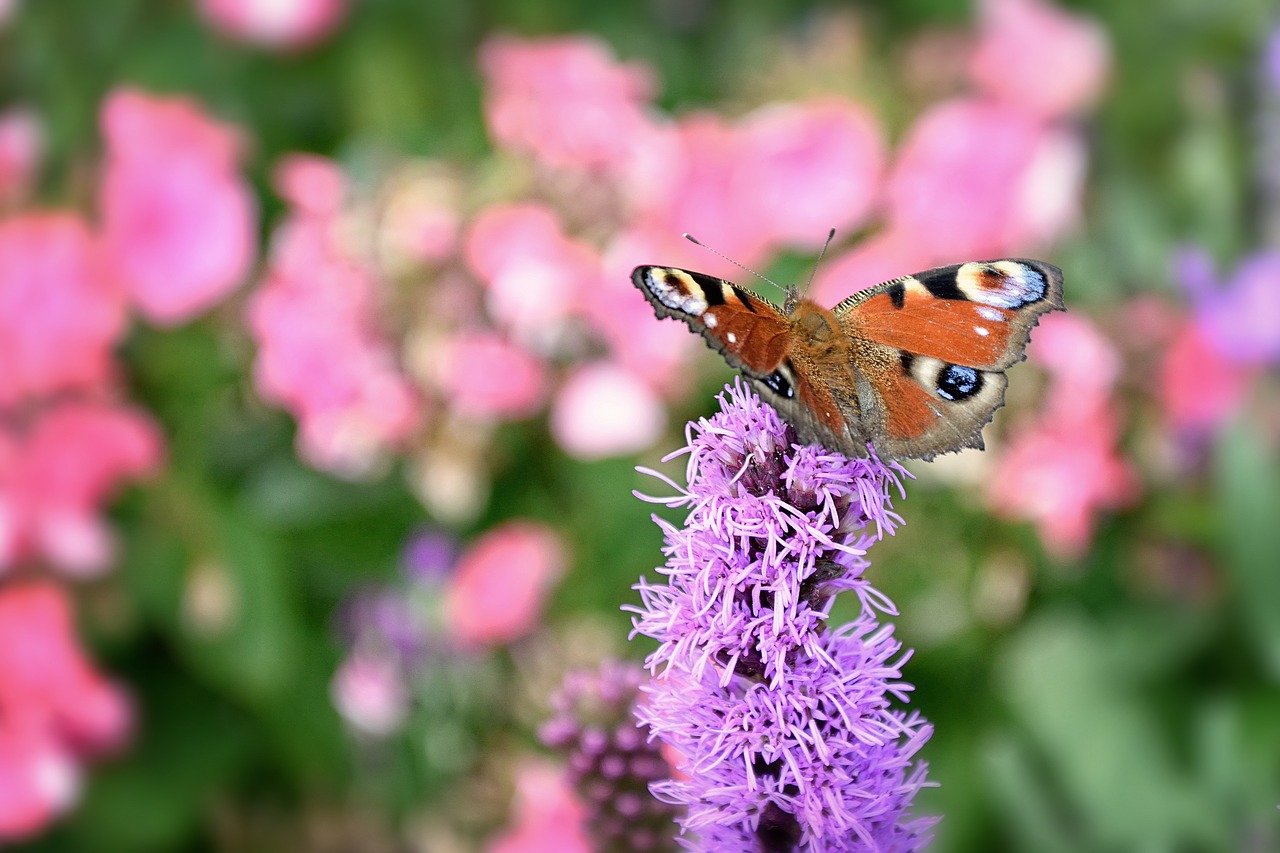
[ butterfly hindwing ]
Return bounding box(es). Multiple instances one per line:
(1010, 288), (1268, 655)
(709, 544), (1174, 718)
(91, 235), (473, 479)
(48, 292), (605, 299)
(850, 341), (1010, 459)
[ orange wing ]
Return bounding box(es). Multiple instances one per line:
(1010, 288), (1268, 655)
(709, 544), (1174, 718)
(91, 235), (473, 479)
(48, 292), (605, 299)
(632, 266), (791, 376)
(835, 259), (1064, 371)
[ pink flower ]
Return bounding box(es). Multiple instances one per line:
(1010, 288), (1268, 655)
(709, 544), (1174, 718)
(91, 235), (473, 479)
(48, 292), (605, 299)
(0, 583), (131, 840)
(970, 0), (1110, 119)
(487, 761), (590, 853)
(479, 34), (656, 172)
(378, 164), (461, 267)
(329, 652), (409, 736)
(463, 203), (602, 349)
(550, 362), (667, 460)
(886, 98), (1085, 261)
(625, 114), (776, 270)
(627, 99), (883, 270)
(0, 213), (125, 406)
(197, 0), (347, 50)
(431, 330), (548, 421)
(444, 522), (567, 649)
(986, 399), (1138, 560)
(1158, 321), (1254, 434)
(250, 156), (421, 476)
(274, 153), (346, 217)
(99, 88), (256, 325)
(0, 108), (41, 208)
(0, 402), (163, 575)
(737, 97), (886, 251)
(986, 315), (1138, 559)
(1032, 312), (1122, 403)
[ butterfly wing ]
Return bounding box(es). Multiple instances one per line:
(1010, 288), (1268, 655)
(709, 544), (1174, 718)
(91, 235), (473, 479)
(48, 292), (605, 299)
(835, 259), (1064, 459)
(631, 266), (793, 375)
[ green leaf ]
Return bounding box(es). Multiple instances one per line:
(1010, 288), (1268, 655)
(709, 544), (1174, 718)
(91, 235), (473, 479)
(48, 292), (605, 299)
(996, 610), (1221, 849)
(1214, 420), (1280, 678)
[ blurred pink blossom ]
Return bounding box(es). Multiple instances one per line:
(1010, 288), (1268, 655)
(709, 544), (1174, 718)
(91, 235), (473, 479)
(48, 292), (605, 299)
(0, 402), (163, 575)
(971, 0), (1110, 119)
(986, 399), (1138, 560)
(378, 166), (461, 267)
(432, 330), (548, 421)
(625, 114), (775, 270)
(444, 522), (567, 649)
(0, 108), (42, 208)
(274, 152), (346, 217)
(1032, 312), (1122, 403)
(329, 652), (409, 736)
(0, 583), (131, 840)
(986, 314), (1138, 559)
(487, 761), (590, 853)
(250, 156), (421, 476)
(737, 97), (886, 251)
(463, 203), (602, 349)
(550, 362), (667, 460)
(886, 98), (1085, 261)
(99, 88), (256, 325)
(479, 34), (656, 172)
(0, 213), (125, 406)
(197, 0), (347, 50)
(1158, 321), (1254, 434)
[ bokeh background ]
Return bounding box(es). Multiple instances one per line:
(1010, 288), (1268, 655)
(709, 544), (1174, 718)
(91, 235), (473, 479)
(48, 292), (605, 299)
(1, 0), (1278, 850)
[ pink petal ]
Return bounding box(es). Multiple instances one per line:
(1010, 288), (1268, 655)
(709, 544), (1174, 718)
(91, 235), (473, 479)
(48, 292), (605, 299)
(550, 363), (667, 460)
(444, 522), (567, 648)
(197, 0), (347, 50)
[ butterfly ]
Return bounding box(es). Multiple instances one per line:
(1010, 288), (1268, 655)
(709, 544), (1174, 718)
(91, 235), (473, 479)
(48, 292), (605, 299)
(631, 259), (1064, 460)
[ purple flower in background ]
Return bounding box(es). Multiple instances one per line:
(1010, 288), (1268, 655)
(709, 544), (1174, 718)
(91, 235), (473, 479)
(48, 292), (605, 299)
(541, 661), (682, 852)
(1264, 26), (1280, 89)
(628, 381), (935, 852)
(400, 526), (458, 583)
(1176, 247), (1280, 365)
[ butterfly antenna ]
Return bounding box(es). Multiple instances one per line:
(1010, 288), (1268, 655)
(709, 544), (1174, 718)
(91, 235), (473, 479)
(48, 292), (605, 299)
(683, 233), (782, 291)
(804, 228), (837, 294)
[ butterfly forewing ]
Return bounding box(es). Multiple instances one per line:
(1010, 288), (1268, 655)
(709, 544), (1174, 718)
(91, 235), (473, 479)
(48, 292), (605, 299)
(631, 266), (791, 376)
(834, 260), (1063, 371)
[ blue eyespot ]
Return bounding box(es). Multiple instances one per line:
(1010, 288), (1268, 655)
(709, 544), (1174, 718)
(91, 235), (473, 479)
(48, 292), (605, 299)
(937, 364), (980, 401)
(760, 368), (795, 399)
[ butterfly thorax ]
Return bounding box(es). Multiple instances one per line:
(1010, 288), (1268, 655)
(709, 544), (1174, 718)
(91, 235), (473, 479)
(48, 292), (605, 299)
(778, 301), (865, 449)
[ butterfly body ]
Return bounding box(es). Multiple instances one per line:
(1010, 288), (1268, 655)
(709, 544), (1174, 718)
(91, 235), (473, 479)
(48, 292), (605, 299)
(632, 259), (1064, 460)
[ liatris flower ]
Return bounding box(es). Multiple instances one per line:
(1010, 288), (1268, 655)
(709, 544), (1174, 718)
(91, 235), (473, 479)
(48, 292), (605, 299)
(629, 381), (935, 852)
(541, 661), (681, 853)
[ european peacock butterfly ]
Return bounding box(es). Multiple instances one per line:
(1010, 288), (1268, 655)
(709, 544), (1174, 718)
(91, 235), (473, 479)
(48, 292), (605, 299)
(632, 258), (1064, 460)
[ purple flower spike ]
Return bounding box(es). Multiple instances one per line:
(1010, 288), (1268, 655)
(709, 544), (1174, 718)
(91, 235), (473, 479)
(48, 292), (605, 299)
(542, 661), (682, 852)
(627, 380), (936, 852)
